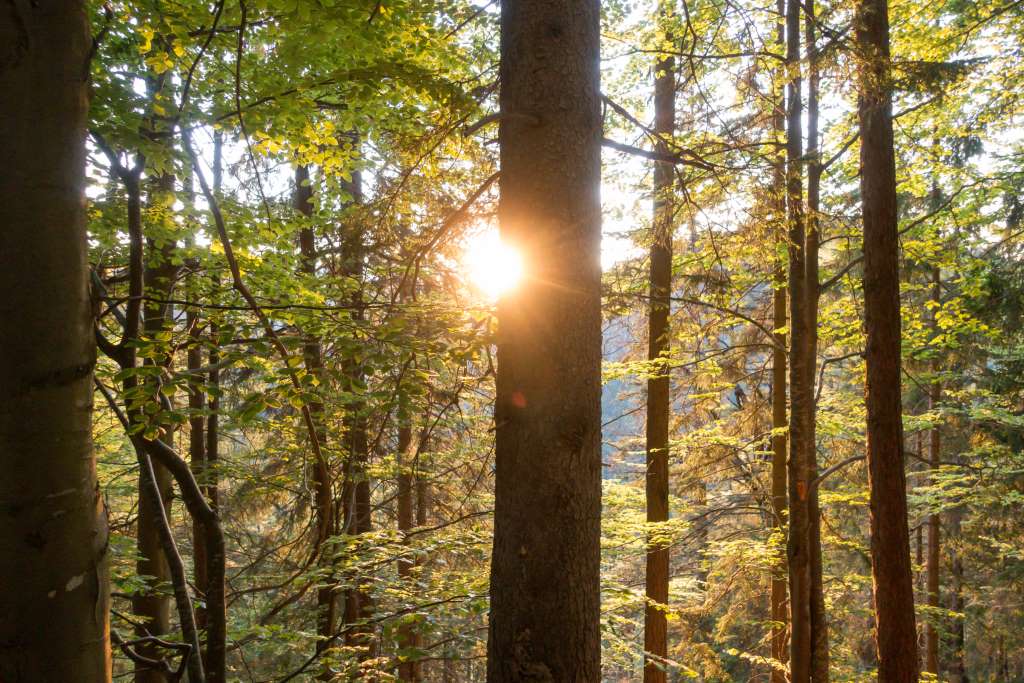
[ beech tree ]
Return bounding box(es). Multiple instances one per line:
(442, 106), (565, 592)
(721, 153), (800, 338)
(0, 2), (111, 681)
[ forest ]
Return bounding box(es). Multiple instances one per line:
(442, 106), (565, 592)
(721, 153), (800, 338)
(1, 0), (1023, 681)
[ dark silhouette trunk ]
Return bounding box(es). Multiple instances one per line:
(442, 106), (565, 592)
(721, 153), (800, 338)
(644, 7), (675, 681)
(0, 3), (111, 679)
(188, 307), (208, 639)
(294, 165), (338, 662)
(855, 0), (920, 679)
(134, 177), (179, 683)
(339, 164), (374, 655)
(805, 3), (829, 678)
(487, 0), (603, 677)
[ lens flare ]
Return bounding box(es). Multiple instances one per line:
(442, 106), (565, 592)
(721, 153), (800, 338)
(463, 230), (523, 300)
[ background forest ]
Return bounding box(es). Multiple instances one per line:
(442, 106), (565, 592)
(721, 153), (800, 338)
(2, 0), (1023, 681)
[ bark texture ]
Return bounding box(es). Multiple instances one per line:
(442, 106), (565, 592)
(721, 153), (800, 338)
(0, 2), (111, 680)
(644, 11), (675, 682)
(487, 0), (603, 678)
(855, 0), (921, 679)
(784, 1), (812, 679)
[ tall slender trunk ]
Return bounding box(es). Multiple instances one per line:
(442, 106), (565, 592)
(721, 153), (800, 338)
(769, 5), (789, 678)
(203, 132), (226, 683)
(396, 408), (420, 682)
(855, 0), (920, 679)
(339, 163), (374, 654)
(644, 6), (676, 681)
(294, 165), (338, 660)
(804, 3), (829, 679)
(487, 0), (603, 677)
(783, 0), (813, 679)
(188, 306), (208, 638)
(0, 3), (111, 680)
(925, 264), (942, 675)
(133, 171), (179, 683)
(949, 504), (967, 683)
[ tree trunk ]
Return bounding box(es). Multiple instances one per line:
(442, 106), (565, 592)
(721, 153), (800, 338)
(487, 0), (603, 677)
(770, 5), (789, 679)
(804, 4), (829, 679)
(339, 164), (375, 655)
(396, 410), (420, 682)
(134, 192), (178, 683)
(949, 504), (967, 683)
(925, 266), (941, 676)
(855, 0), (920, 679)
(644, 7), (675, 681)
(0, 3), (111, 680)
(187, 307), (208, 639)
(784, 0), (812, 679)
(294, 164), (338, 661)
(203, 132), (226, 683)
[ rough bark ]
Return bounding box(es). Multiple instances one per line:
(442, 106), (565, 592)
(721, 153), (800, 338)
(644, 8), (675, 682)
(784, 0), (812, 679)
(855, 0), (921, 679)
(487, 0), (603, 678)
(0, 3), (111, 680)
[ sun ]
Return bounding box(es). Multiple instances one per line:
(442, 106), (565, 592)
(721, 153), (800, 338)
(463, 229), (523, 300)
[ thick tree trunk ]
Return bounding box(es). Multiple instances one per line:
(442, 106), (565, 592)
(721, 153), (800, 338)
(855, 0), (920, 679)
(644, 8), (675, 682)
(294, 165), (338, 660)
(783, 0), (813, 679)
(0, 3), (111, 680)
(487, 0), (603, 678)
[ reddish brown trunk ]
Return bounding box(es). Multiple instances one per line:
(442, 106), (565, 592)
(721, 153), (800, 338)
(855, 0), (920, 679)
(487, 0), (603, 677)
(784, 0), (813, 679)
(644, 7), (675, 681)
